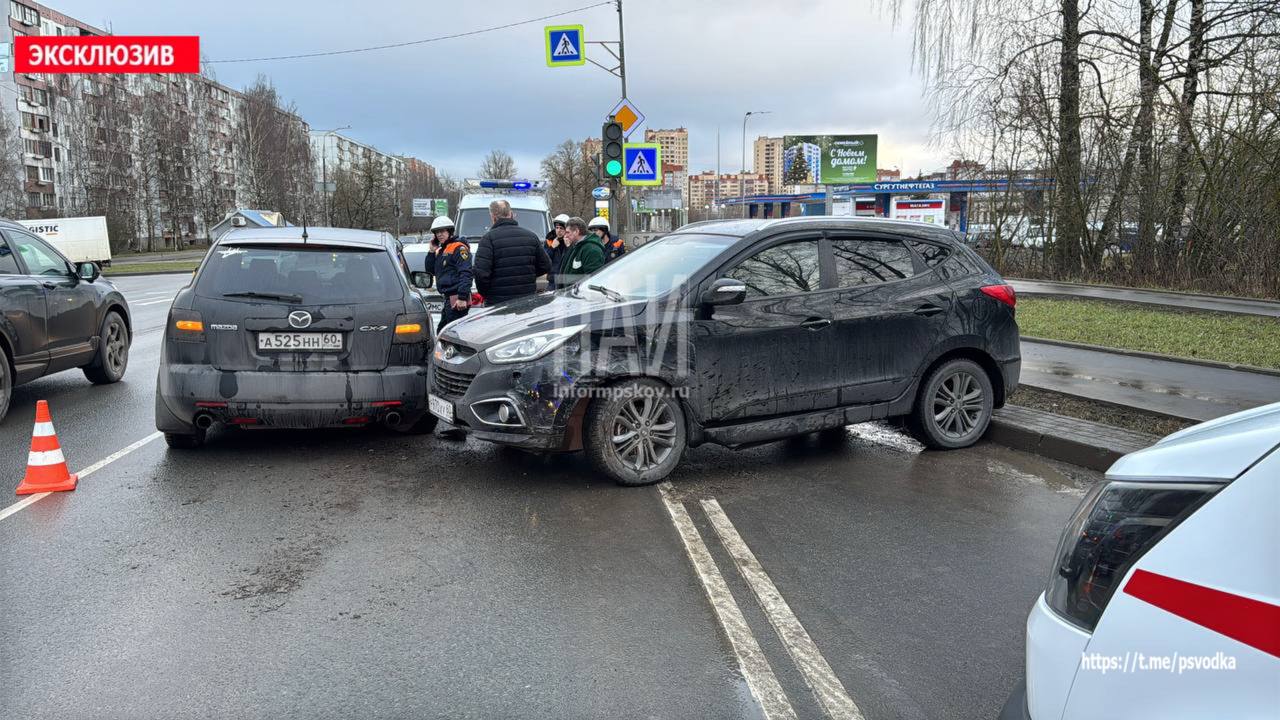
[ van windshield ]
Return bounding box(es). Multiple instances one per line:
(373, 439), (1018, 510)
(457, 208), (548, 240)
(194, 245), (404, 304)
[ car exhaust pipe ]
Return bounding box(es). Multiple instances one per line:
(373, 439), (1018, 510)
(383, 411), (402, 427)
(194, 413), (214, 430)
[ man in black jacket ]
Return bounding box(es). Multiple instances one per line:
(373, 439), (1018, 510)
(474, 199), (551, 305)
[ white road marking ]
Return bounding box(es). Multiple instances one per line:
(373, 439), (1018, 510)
(657, 483), (797, 720)
(0, 431), (163, 523)
(702, 498), (866, 720)
(132, 298), (175, 306)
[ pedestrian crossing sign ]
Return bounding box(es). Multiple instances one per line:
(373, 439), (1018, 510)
(622, 143), (662, 186)
(545, 25), (585, 67)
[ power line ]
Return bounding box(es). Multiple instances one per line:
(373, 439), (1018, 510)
(204, 2), (613, 65)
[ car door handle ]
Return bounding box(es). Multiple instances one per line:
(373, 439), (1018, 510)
(800, 317), (832, 330)
(914, 304), (945, 316)
(42, 281), (57, 289)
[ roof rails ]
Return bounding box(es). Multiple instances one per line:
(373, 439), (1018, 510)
(464, 178), (549, 193)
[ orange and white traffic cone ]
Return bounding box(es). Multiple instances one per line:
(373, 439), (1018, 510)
(15, 400), (77, 495)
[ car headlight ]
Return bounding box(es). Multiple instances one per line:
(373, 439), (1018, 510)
(1044, 480), (1220, 631)
(485, 325), (586, 365)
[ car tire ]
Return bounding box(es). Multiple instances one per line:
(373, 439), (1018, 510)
(164, 429), (205, 449)
(0, 343), (11, 424)
(584, 378), (687, 486)
(391, 412), (438, 435)
(83, 311), (129, 385)
(908, 358), (994, 450)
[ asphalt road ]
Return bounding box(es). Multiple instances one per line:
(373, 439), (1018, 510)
(0, 274), (1102, 719)
(1022, 339), (1280, 422)
(1008, 279), (1280, 317)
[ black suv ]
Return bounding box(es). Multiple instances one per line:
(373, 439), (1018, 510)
(429, 217), (1020, 485)
(155, 227), (435, 448)
(0, 218), (131, 422)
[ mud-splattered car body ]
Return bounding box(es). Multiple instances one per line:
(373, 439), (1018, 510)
(430, 217), (1020, 476)
(155, 227), (434, 446)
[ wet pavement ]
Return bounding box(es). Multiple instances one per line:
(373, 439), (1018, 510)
(1021, 339), (1280, 421)
(0, 274), (1102, 719)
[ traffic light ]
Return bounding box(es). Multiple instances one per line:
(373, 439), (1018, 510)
(602, 120), (624, 179)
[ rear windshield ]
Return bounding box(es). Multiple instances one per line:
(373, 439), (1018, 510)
(456, 208), (548, 240)
(195, 245), (404, 304)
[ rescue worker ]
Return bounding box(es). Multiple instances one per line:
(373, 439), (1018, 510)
(545, 213), (569, 287)
(557, 216), (607, 287)
(589, 216), (626, 263)
(432, 215), (472, 335)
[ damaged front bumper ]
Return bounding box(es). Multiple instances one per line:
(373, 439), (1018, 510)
(156, 364), (430, 431)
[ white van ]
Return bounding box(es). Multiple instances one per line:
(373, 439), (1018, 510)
(454, 179), (552, 243)
(14, 216), (112, 265)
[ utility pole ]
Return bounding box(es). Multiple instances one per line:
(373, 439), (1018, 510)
(317, 125), (350, 226)
(741, 110), (770, 218)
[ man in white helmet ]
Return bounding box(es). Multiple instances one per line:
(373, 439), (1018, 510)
(544, 213), (570, 286)
(589, 216), (626, 263)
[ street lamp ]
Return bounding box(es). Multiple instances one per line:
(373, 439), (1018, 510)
(317, 125), (350, 225)
(742, 111), (771, 217)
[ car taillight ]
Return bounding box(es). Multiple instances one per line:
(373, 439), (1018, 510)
(392, 312), (430, 344)
(169, 309), (205, 342)
(980, 284), (1016, 308)
(1044, 480), (1220, 631)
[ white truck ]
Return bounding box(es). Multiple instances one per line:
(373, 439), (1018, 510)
(14, 216), (112, 266)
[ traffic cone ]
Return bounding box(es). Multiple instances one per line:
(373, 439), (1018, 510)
(15, 400), (77, 495)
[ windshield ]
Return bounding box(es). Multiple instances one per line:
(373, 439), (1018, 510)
(457, 208), (548, 239)
(194, 245), (404, 304)
(580, 233), (738, 300)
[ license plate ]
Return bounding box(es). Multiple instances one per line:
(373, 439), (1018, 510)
(428, 393), (454, 422)
(257, 332), (342, 351)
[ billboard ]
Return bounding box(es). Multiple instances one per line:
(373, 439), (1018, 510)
(891, 198), (947, 225)
(782, 134), (878, 185)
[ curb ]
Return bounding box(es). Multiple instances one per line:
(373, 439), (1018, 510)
(987, 405), (1158, 472)
(1007, 277), (1280, 306)
(1022, 336), (1280, 378)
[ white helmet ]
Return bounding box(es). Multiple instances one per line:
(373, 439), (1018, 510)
(553, 213), (570, 225)
(430, 216), (455, 232)
(588, 216), (610, 231)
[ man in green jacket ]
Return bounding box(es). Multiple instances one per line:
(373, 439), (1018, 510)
(555, 216), (606, 288)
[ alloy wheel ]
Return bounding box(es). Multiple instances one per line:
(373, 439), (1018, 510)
(932, 370), (984, 439)
(106, 322), (127, 375)
(610, 395), (678, 472)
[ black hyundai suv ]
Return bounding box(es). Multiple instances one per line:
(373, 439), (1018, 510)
(428, 217), (1020, 485)
(0, 218), (131, 422)
(155, 227), (435, 448)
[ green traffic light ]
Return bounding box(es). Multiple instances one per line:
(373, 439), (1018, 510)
(605, 159), (623, 177)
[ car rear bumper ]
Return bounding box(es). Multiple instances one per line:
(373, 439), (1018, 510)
(1000, 356), (1021, 398)
(156, 364), (429, 430)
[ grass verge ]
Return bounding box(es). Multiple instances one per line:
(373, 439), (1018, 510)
(1017, 296), (1280, 370)
(105, 260), (199, 275)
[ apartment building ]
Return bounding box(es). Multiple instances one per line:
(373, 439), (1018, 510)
(753, 136), (783, 193)
(644, 128), (688, 204)
(310, 131), (404, 183)
(688, 171), (768, 210)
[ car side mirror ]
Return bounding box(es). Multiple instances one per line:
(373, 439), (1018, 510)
(410, 271), (433, 290)
(701, 277), (746, 306)
(77, 261), (100, 282)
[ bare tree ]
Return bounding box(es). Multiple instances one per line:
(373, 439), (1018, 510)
(540, 140), (596, 219)
(0, 111), (24, 216)
(236, 75), (312, 222)
(479, 149), (517, 179)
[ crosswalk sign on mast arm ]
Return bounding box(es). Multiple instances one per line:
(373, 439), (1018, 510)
(545, 25), (585, 67)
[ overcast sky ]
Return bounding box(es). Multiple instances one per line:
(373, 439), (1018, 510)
(57, 0), (940, 179)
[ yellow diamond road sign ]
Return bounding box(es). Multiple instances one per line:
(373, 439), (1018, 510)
(608, 98), (645, 139)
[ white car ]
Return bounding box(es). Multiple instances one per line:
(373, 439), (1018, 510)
(1003, 402), (1279, 719)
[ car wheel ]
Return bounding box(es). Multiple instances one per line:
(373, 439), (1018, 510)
(0, 343), (11, 423)
(391, 412), (438, 435)
(909, 358), (994, 449)
(164, 429), (205, 449)
(83, 311), (129, 385)
(584, 379), (687, 486)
